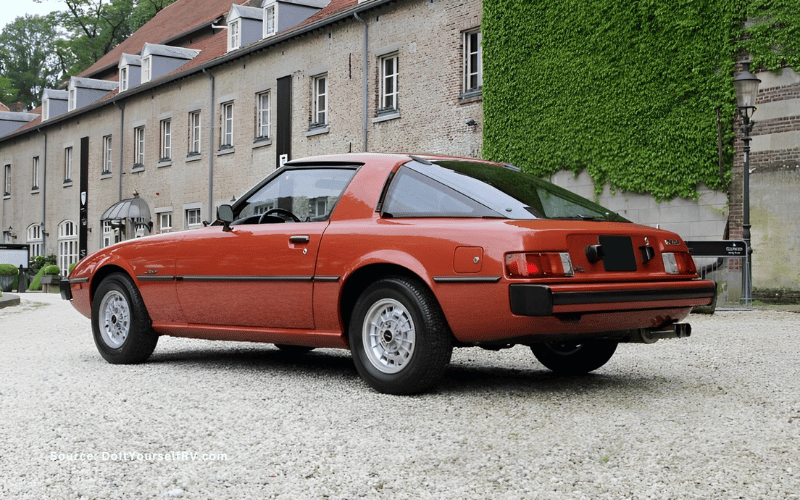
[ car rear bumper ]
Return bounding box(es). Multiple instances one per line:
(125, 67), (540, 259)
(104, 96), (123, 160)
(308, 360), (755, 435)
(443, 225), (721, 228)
(509, 280), (717, 316)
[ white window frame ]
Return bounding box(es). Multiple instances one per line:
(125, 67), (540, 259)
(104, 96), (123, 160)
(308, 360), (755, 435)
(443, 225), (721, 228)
(379, 53), (399, 113)
(58, 220), (78, 276)
(102, 220), (123, 248)
(185, 207), (202, 229)
(189, 111), (201, 155)
(134, 126), (145, 165)
(256, 91), (270, 139)
(64, 147), (73, 182)
(159, 212), (173, 233)
(32, 156), (39, 190)
(42, 99), (49, 121)
(229, 19), (240, 51)
(27, 224), (43, 257)
(264, 3), (277, 37)
(120, 67), (128, 92)
(3, 164), (10, 196)
(220, 101), (234, 148)
(142, 56), (152, 83)
(68, 88), (76, 111)
(464, 29), (482, 93)
(102, 135), (112, 174)
(160, 119), (172, 160)
(312, 74), (328, 126)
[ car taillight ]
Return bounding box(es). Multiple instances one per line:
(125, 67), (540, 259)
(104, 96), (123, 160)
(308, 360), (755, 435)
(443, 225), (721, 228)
(662, 252), (697, 275)
(506, 252), (574, 278)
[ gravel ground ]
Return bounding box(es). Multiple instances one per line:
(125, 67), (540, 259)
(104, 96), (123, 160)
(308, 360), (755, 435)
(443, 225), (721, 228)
(1, 293), (798, 500)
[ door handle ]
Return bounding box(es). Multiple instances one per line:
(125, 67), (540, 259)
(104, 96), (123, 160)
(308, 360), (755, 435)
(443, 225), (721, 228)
(289, 235), (310, 244)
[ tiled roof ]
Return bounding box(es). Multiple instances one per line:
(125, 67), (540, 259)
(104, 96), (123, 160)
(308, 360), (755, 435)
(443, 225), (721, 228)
(80, 0), (248, 78)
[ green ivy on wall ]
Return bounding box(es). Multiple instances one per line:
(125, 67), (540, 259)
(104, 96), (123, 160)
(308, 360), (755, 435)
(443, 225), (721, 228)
(745, 0), (800, 71)
(483, 0), (747, 201)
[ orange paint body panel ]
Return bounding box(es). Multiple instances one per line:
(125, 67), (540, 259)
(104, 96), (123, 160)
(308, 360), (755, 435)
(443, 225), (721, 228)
(64, 153), (715, 350)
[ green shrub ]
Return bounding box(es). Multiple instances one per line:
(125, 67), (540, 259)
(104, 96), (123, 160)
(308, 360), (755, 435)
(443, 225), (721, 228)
(28, 267), (47, 291)
(68, 262), (77, 274)
(43, 265), (60, 275)
(29, 255), (56, 275)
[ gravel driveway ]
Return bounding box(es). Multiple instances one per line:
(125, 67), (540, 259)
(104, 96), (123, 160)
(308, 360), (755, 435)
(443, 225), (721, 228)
(1, 293), (798, 499)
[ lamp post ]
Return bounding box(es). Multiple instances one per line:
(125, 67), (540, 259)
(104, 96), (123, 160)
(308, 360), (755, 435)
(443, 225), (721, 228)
(733, 61), (761, 306)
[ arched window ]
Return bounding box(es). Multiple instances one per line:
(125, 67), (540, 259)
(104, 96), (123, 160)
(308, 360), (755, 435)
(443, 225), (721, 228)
(27, 224), (43, 258)
(58, 220), (78, 276)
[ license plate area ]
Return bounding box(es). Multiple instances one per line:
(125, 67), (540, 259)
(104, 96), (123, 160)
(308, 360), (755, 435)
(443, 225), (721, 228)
(599, 235), (637, 271)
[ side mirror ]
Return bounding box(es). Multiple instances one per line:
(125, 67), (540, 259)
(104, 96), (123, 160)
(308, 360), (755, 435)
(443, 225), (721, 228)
(217, 204), (234, 232)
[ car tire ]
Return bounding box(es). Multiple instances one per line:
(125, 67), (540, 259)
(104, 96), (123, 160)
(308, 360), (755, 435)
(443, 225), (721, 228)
(530, 340), (618, 375)
(349, 277), (452, 395)
(91, 273), (158, 364)
(274, 344), (315, 355)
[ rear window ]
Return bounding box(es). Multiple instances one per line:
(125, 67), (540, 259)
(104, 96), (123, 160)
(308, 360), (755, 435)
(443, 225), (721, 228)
(381, 159), (628, 222)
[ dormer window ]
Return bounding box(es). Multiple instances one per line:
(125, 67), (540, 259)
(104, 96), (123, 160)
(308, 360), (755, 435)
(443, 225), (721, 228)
(229, 19), (241, 51)
(121, 67), (128, 92)
(68, 88), (76, 111)
(264, 3), (276, 37)
(142, 56), (152, 83)
(42, 100), (49, 121)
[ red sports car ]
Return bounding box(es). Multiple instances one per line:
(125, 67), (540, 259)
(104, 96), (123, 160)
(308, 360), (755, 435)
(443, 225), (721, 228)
(62, 153), (715, 394)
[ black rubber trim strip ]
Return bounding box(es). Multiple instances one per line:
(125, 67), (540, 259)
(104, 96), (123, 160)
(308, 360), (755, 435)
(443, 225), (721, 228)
(313, 276), (340, 282)
(179, 276), (313, 282)
(137, 276), (175, 282)
(433, 276), (502, 283)
(552, 284), (717, 305)
(65, 277), (90, 284)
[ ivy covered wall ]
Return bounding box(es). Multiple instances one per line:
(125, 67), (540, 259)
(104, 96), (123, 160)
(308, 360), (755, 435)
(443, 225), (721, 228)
(482, 0), (746, 201)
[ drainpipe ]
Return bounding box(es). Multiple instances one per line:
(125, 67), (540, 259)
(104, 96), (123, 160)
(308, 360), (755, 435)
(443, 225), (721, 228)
(203, 68), (215, 221)
(115, 101), (125, 201)
(354, 12), (368, 152)
(37, 128), (48, 254)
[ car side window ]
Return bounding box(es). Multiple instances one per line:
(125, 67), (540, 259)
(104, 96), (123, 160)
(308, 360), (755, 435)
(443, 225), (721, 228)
(382, 166), (499, 218)
(236, 168), (356, 222)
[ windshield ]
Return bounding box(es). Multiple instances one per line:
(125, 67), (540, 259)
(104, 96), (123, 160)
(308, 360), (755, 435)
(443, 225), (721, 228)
(389, 159), (628, 222)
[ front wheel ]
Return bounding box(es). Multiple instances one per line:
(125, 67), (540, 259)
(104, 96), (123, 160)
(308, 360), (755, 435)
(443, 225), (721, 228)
(530, 340), (617, 375)
(92, 273), (158, 364)
(349, 277), (452, 395)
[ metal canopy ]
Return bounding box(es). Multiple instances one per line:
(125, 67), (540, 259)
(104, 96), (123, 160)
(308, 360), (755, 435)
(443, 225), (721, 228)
(100, 196), (151, 224)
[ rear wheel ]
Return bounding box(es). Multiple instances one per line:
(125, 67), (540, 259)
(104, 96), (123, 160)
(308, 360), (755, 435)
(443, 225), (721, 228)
(349, 277), (452, 395)
(92, 273), (158, 364)
(530, 340), (617, 375)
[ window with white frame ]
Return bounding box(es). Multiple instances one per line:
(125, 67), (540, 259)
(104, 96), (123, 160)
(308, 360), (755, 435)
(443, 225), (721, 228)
(264, 3), (276, 37)
(134, 126), (145, 166)
(464, 29), (482, 93)
(220, 101), (234, 148)
(311, 74), (327, 127)
(160, 119), (171, 160)
(142, 56), (152, 83)
(68, 88), (76, 111)
(120, 67), (128, 92)
(188, 111), (201, 155)
(256, 91), (270, 139)
(3, 164), (10, 196)
(379, 53), (399, 113)
(42, 100), (49, 121)
(159, 212), (172, 233)
(27, 224), (43, 257)
(102, 136), (112, 174)
(64, 147), (73, 182)
(102, 220), (123, 248)
(185, 207), (202, 229)
(32, 157), (39, 190)
(228, 19), (240, 51)
(58, 220), (78, 276)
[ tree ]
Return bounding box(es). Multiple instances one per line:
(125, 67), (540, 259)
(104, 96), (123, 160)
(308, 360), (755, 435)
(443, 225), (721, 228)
(0, 14), (63, 110)
(52, 0), (177, 76)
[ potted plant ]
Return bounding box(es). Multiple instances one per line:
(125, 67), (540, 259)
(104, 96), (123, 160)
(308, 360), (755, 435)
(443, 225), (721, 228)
(0, 264), (19, 293)
(40, 265), (62, 292)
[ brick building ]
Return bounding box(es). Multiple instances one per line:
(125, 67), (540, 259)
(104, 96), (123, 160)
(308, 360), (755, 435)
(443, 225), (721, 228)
(0, 0), (484, 273)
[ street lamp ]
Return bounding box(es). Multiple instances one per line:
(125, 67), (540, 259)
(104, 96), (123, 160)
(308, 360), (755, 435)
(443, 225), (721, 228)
(733, 61), (761, 306)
